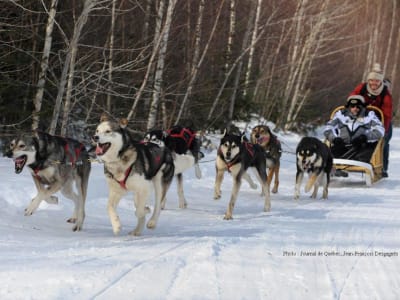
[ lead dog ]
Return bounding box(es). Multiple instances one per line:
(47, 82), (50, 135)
(93, 116), (174, 236)
(214, 131), (271, 220)
(5, 131), (91, 231)
(143, 125), (203, 208)
(294, 136), (333, 199)
(250, 125), (282, 193)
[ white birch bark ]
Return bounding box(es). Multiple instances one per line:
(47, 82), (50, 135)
(32, 0), (58, 131)
(227, 0), (257, 124)
(243, 0), (261, 97)
(284, 0), (329, 130)
(225, 0), (236, 71)
(146, 0), (177, 130)
(175, 0), (208, 124)
(106, 0), (116, 112)
(60, 0), (97, 136)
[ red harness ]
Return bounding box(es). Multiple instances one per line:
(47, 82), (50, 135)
(117, 165), (133, 190)
(32, 141), (85, 180)
(167, 128), (195, 148)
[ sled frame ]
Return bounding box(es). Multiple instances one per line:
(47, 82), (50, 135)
(328, 105), (384, 186)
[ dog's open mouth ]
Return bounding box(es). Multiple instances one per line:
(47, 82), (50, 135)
(14, 155), (27, 174)
(95, 143), (111, 156)
(256, 136), (269, 144)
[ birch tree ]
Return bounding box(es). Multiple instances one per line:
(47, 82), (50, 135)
(225, 0), (236, 71)
(227, 0), (257, 126)
(32, 0), (58, 131)
(106, 0), (117, 112)
(243, 0), (261, 97)
(146, 0), (177, 130)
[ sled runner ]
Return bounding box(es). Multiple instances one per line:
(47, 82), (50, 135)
(328, 105), (384, 186)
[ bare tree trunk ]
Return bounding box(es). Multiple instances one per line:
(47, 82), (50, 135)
(227, 1), (257, 126)
(207, 17), (267, 123)
(50, 0), (98, 135)
(364, 0), (382, 79)
(284, 0), (329, 130)
(143, 0), (151, 44)
(225, 0), (236, 71)
(175, 0), (212, 124)
(106, 0), (116, 112)
(243, 0), (261, 97)
(32, 0), (58, 131)
(60, 0), (97, 136)
(146, 0), (177, 130)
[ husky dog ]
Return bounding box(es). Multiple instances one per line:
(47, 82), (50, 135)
(143, 125), (203, 209)
(294, 137), (333, 199)
(93, 116), (174, 236)
(214, 131), (271, 220)
(250, 125), (282, 193)
(5, 131), (91, 231)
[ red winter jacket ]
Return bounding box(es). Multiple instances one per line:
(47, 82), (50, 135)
(349, 82), (393, 132)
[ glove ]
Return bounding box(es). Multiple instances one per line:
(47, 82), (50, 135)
(333, 137), (344, 146)
(352, 134), (367, 147)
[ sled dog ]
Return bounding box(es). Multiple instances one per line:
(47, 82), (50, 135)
(250, 124), (282, 193)
(294, 136), (333, 199)
(143, 125), (203, 208)
(93, 116), (174, 236)
(5, 131), (91, 231)
(214, 131), (271, 220)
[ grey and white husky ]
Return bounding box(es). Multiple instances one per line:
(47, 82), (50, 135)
(93, 116), (175, 236)
(143, 126), (203, 209)
(5, 131), (91, 231)
(214, 131), (271, 220)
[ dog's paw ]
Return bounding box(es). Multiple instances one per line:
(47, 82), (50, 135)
(112, 227), (121, 235)
(195, 164), (202, 179)
(128, 229), (142, 236)
(250, 183), (258, 190)
(146, 219), (157, 229)
(67, 217), (77, 223)
(213, 193), (221, 200)
(271, 187), (278, 194)
(223, 214), (233, 220)
(72, 223), (83, 232)
(179, 200), (187, 209)
(24, 206), (36, 216)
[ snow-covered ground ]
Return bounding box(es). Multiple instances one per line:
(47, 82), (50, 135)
(0, 127), (399, 300)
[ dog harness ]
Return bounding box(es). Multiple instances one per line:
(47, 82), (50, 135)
(64, 142), (86, 167)
(167, 127), (195, 149)
(29, 141), (85, 181)
(105, 155), (162, 190)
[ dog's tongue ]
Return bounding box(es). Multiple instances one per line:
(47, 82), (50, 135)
(95, 145), (104, 155)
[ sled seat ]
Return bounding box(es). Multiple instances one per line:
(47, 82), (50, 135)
(328, 105), (384, 186)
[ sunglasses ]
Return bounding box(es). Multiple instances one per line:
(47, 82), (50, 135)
(349, 104), (361, 109)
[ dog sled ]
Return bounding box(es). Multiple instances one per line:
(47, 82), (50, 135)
(328, 105), (384, 186)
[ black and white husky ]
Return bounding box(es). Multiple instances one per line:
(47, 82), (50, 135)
(143, 125), (203, 209)
(214, 131), (271, 220)
(93, 116), (174, 236)
(5, 131), (91, 231)
(294, 137), (333, 199)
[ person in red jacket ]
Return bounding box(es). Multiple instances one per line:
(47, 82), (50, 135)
(349, 63), (393, 177)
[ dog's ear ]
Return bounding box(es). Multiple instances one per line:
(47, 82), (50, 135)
(222, 128), (227, 137)
(100, 113), (109, 123)
(119, 118), (128, 129)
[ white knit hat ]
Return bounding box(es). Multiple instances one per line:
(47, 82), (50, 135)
(367, 63), (384, 81)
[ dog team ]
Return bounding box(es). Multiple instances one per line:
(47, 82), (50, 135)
(3, 114), (343, 236)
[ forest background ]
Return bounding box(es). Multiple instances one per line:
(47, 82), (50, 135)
(1, 0), (399, 143)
